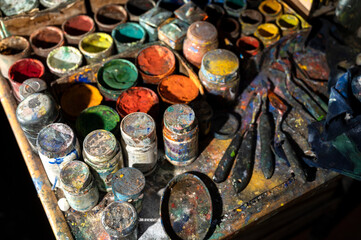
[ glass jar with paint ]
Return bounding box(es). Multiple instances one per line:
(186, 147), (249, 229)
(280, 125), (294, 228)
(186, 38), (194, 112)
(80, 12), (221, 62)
(40, 0), (66, 8)
(83, 129), (123, 192)
(258, 0), (283, 22)
(60, 160), (99, 212)
(136, 44), (176, 85)
(239, 9), (263, 36)
(16, 93), (61, 152)
(101, 201), (138, 240)
(275, 14), (300, 36)
(158, 18), (189, 51)
(120, 112), (158, 176)
(0, 0), (38, 16)
(37, 123), (81, 188)
(217, 17), (241, 42)
(223, 0), (247, 18)
(78, 32), (114, 65)
(46, 46), (83, 77)
(62, 15), (95, 45)
(18, 78), (47, 101)
(111, 23), (147, 54)
(183, 21), (218, 68)
(29, 26), (65, 59)
(94, 4), (128, 33)
(97, 59), (138, 101)
(236, 35), (261, 58)
(139, 7), (173, 42)
(111, 167), (146, 214)
(254, 23), (280, 48)
(174, 1), (208, 25)
(125, 0), (156, 22)
(198, 49), (240, 105)
(163, 104), (199, 166)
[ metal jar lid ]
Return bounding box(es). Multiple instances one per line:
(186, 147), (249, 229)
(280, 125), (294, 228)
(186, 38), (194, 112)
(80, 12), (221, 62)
(163, 104), (197, 134)
(139, 6), (173, 28)
(111, 167), (145, 199)
(186, 21), (218, 45)
(18, 78), (47, 101)
(60, 160), (92, 194)
(83, 129), (118, 163)
(37, 123), (77, 159)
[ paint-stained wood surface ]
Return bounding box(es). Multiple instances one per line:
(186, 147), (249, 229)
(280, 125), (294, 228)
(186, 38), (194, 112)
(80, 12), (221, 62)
(89, 0), (129, 14)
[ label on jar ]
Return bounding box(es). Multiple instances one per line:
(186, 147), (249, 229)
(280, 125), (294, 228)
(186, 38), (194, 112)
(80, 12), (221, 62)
(124, 140), (157, 175)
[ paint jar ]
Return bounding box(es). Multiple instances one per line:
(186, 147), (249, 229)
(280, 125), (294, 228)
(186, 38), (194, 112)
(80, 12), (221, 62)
(246, 0), (263, 9)
(125, 0), (156, 22)
(37, 123), (81, 187)
(83, 129), (123, 192)
(174, 1), (208, 24)
(120, 112), (158, 175)
(62, 15), (95, 45)
(18, 78), (47, 101)
(223, 0), (247, 18)
(94, 4), (128, 33)
(78, 32), (114, 65)
(190, 99), (213, 137)
(60, 160), (99, 212)
(40, 0), (66, 8)
(183, 21), (218, 68)
(258, 0), (283, 22)
(204, 3), (225, 27)
(236, 35), (261, 58)
(136, 44), (176, 85)
(158, 18), (189, 51)
(0, 0), (38, 16)
(198, 49), (240, 105)
(276, 14), (300, 36)
(8, 58), (45, 102)
(60, 83), (103, 120)
(111, 23), (147, 54)
(163, 104), (199, 166)
(158, 75), (199, 105)
(116, 86), (159, 120)
(218, 17), (241, 42)
(16, 93), (61, 152)
(101, 201), (138, 240)
(254, 23), (280, 48)
(76, 105), (120, 140)
(97, 59), (138, 101)
(111, 167), (146, 214)
(139, 7), (173, 42)
(46, 46), (83, 77)
(239, 9), (263, 36)
(29, 26), (65, 58)
(0, 36), (30, 79)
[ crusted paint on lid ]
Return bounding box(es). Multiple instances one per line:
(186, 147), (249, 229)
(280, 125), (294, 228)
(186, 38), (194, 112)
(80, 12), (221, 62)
(60, 160), (92, 193)
(121, 112), (156, 146)
(18, 78), (47, 101)
(83, 129), (118, 162)
(111, 167), (145, 198)
(163, 104), (196, 134)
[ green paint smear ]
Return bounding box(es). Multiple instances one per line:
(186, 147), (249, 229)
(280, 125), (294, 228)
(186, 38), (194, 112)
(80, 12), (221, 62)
(101, 60), (138, 89)
(230, 151), (236, 157)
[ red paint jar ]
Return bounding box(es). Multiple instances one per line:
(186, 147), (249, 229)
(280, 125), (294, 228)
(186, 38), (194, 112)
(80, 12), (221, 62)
(236, 36), (261, 58)
(62, 15), (95, 45)
(136, 45), (176, 85)
(8, 58), (45, 102)
(116, 86), (159, 120)
(29, 26), (65, 58)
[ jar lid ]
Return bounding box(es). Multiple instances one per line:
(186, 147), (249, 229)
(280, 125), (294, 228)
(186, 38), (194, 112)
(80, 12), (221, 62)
(18, 78), (47, 101)
(83, 129), (118, 162)
(174, 1), (208, 24)
(159, 18), (189, 42)
(60, 160), (92, 193)
(139, 6), (173, 28)
(163, 104), (197, 134)
(111, 167), (145, 198)
(187, 21), (218, 45)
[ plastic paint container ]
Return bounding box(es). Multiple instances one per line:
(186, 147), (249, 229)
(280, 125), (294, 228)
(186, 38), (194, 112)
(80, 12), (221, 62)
(163, 104), (199, 166)
(60, 160), (99, 212)
(83, 129), (123, 192)
(258, 0), (283, 22)
(239, 9), (263, 36)
(223, 0), (247, 18)
(94, 4), (128, 33)
(76, 105), (120, 140)
(0, 0), (38, 16)
(40, 0), (66, 8)
(111, 167), (146, 214)
(60, 83), (103, 120)
(46, 46), (83, 77)
(236, 35), (261, 58)
(97, 59), (138, 101)
(8, 58), (45, 102)
(276, 14), (300, 36)
(37, 123), (81, 188)
(29, 26), (65, 58)
(254, 23), (280, 48)
(174, 1), (208, 24)
(101, 201), (138, 240)
(16, 93), (61, 152)
(0, 36), (31, 79)
(18, 78), (47, 101)
(120, 112), (158, 176)
(139, 7), (173, 42)
(136, 44), (176, 85)
(158, 18), (190, 50)
(79, 32), (114, 65)
(183, 21), (218, 68)
(62, 15), (95, 45)
(111, 23), (147, 54)
(125, 0), (156, 22)
(116, 86), (159, 119)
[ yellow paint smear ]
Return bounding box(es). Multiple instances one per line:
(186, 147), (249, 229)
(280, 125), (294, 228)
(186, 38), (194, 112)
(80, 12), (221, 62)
(207, 59), (238, 76)
(81, 33), (112, 53)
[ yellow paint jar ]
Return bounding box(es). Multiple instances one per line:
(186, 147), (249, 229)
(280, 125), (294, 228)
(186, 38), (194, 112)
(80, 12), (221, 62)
(254, 23), (280, 48)
(258, 0), (283, 22)
(79, 32), (113, 65)
(276, 14), (300, 36)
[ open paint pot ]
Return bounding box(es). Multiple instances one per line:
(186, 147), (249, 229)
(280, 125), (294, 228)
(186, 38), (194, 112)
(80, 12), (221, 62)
(136, 44), (176, 85)
(8, 58), (45, 102)
(125, 0), (156, 22)
(239, 9), (263, 36)
(254, 23), (280, 48)
(46, 46), (83, 77)
(111, 22), (146, 54)
(223, 0), (247, 18)
(276, 14), (300, 36)
(94, 4), (128, 32)
(62, 15), (95, 45)
(79, 32), (114, 65)
(29, 26), (65, 58)
(97, 59), (138, 101)
(0, 36), (31, 79)
(116, 86), (159, 120)
(218, 17), (240, 41)
(158, 75), (199, 105)
(236, 35), (261, 58)
(258, 0), (283, 22)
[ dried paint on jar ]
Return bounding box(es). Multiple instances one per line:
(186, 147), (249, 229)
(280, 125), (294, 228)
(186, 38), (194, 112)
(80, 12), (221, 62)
(37, 123), (81, 187)
(254, 23), (280, 48)
(139, 7), (173, 42)
(60, 160), (99, 212)
(111, 167), (146, 214)
(0, 0), (38, 16)
(46, 46), (83, 77)
(120, 112), (158, 176)
(62, 15), (95, 45)
(111, 23), (146, 54)
(79, 32), (114, 65)
(163, 104), (199, 166)
(158, 18), (189, 51)
(223, 0), (247, 18)
(275, 14), (300, 36)
(94, 4), (128, 33)
(258, 0), (283, 22)
(239, 9), (263, 36)
(174, 1), (208, 24)
(83, 129), (123, 192)
(18, 78), (47, 101)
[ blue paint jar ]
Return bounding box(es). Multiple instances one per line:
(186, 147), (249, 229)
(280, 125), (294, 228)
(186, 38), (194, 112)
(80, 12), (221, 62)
(111, 167), (146, 214)
(111, 23), (147, 53)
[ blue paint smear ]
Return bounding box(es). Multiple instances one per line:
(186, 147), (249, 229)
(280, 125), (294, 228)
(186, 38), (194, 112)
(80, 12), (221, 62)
(32, 177), (44, 194)
(76, 74), (91, 83)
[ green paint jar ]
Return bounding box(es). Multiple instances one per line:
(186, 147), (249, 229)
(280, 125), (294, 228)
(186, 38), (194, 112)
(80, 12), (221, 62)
(97, 59), (138, 101)
(46, 46), (83, 77)
(111, 23), (147, 54)
(79, 32), (114, 65)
